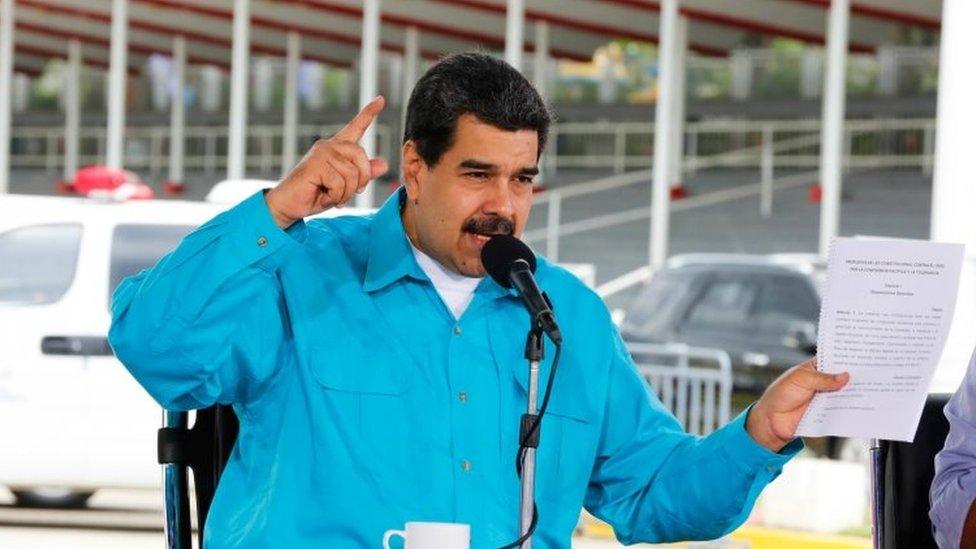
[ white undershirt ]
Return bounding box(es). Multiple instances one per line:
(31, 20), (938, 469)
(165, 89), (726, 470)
(410, 242), (482, 320)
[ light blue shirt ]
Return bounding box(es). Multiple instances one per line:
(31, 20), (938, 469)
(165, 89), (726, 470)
(931, 347), (976, 548)
(109, 189), (800, 548)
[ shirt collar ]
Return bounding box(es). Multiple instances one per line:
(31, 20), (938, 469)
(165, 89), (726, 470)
(362, 188), (428, 292)
(362, 187), (520, 302)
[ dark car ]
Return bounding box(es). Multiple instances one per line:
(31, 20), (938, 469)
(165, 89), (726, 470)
(619, 254), (825, 392)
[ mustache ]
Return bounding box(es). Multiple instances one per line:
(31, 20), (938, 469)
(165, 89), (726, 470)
(462, 216), (515, 237)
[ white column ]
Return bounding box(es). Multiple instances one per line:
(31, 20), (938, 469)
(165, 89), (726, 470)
(106, 0), (128, 170)
(11, 74), (28, 112)
(817, 0), (850, 257)
(730, 49), (753, 101)
(667, 16), (688, 188)
(0, 0), (15, 193)
(650, 0), (680, 269)
(532, 21), (549, 99)
(504, 0), (525, 72)
(168, 35), (186, 185)
(929, 0), (976, 392)
(598, 51), (616, 104)
(253, 57), (274, 112)
(227, 0), (251, 180)
(200, 66), (222, 112)
(876, 46), (897, 97)
(387, 56), (402, 107)
(400, 26), (419, 131)
(64, 40), (82, 182)
(281, 31), (301, 177)
(800, 50), (823, 99)
(356, 0), (381, 208)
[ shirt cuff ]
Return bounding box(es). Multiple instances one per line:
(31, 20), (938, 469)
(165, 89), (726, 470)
(226, 189), (308, 271)
(718, 404), (803, 477)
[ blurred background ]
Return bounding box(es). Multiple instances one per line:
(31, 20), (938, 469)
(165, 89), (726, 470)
(0, 0), (970, 548)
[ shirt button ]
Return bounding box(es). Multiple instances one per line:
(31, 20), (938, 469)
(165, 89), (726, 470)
(458, 391), (468, 403)
(765, 465), (777, 473)
(460, 460), (472, 472)
(453, 325), (462, 336)
(256, 236), (268, 247)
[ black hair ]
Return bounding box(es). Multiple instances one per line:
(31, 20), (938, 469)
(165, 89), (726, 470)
(403, 52), (553, 167)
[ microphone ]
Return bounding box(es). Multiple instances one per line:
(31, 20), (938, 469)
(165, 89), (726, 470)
(481, 235), (562, 344)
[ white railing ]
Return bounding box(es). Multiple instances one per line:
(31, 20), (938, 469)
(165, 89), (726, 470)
(549, 118), (936, 175)
(9, 117), (935, 180)
(8, 123), (397, 175)
(629, 342), (733, 436)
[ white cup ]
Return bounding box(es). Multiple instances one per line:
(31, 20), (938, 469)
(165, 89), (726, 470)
(382, 521), (470, 549)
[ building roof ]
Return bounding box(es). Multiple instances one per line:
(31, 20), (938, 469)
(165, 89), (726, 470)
(5, 0), (943, 76)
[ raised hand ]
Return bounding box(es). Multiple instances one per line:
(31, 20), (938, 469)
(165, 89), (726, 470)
(265, 96), (389, 228)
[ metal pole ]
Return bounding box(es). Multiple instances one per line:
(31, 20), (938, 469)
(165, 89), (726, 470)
(504, 0), (525, 72)
(668, 16), (688, 190)
(545, 192), (561, 262)
(355, 0), (381, 208)
(168, 35), (186, 186)
(64, 39), (82, 182)
(0, 0), (13, 194)
(106, 0), (128, 170)
(532, 20), (549, 183)
(650, 0), (680, 269)
(532, 21), (549, 99)
(227, 0), (250, 180)
(761, 124), (774, 218)
(281, 31), (300, 177)
(400, 26), (419, 138)
(817, 0), (850, 257)
(518, 348), (541, 549)
(869, 438), (885, 549)
(162, 410), (191, 549)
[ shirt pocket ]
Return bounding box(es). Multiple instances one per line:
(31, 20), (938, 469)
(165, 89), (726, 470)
(307, 343), (418, 486)
(533, 404), (593, 510)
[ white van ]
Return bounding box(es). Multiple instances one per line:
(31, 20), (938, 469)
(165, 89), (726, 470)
(0, 187), (371, 507)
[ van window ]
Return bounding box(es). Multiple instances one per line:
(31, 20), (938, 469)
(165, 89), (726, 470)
(683, 277), (761, 331)
(108, 224), (195, 308)
(0, 223), (82, 305)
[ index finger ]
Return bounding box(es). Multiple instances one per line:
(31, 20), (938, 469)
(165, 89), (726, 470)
(334, 96), (385, 142)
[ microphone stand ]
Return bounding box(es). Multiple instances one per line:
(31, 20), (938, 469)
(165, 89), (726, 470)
(518, 326), (544, 549)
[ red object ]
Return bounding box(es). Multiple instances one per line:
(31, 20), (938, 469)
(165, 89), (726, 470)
(72, 165), (132, 195)
(127, 183), (155, 200)
(55, 180), (75, 194)
(163, 181), (185, 196)
(65, 165), (155, 200)
(808, 183), (823, 203)
(669, 184), (688, 200)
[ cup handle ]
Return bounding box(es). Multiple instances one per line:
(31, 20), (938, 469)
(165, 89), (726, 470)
(383, 529), (406, 549)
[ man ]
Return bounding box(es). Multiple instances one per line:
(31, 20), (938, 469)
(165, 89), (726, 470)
(110, 53), (848, 548)
(932, 348), (976, 549)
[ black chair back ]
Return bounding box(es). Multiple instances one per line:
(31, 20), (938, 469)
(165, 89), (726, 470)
(881, 393), (951, 549)
(159, 404), (239, 549)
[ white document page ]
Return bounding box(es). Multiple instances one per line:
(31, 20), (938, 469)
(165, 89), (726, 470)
(796, 237), (965, 442)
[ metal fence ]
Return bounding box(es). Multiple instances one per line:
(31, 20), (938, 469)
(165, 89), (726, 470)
(629, 342), (733, 436)
(8, 117), (936, 179)
(551, 117), (935, 175)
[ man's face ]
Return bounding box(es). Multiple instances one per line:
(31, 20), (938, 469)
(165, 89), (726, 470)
(402, 114), (539, 278)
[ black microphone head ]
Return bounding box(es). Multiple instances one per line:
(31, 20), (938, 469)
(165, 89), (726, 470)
(481, 234), (537, 288)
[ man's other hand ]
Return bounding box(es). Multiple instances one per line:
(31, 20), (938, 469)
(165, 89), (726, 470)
(265, 96), (389, 229)
(746, 357), (849, 452)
